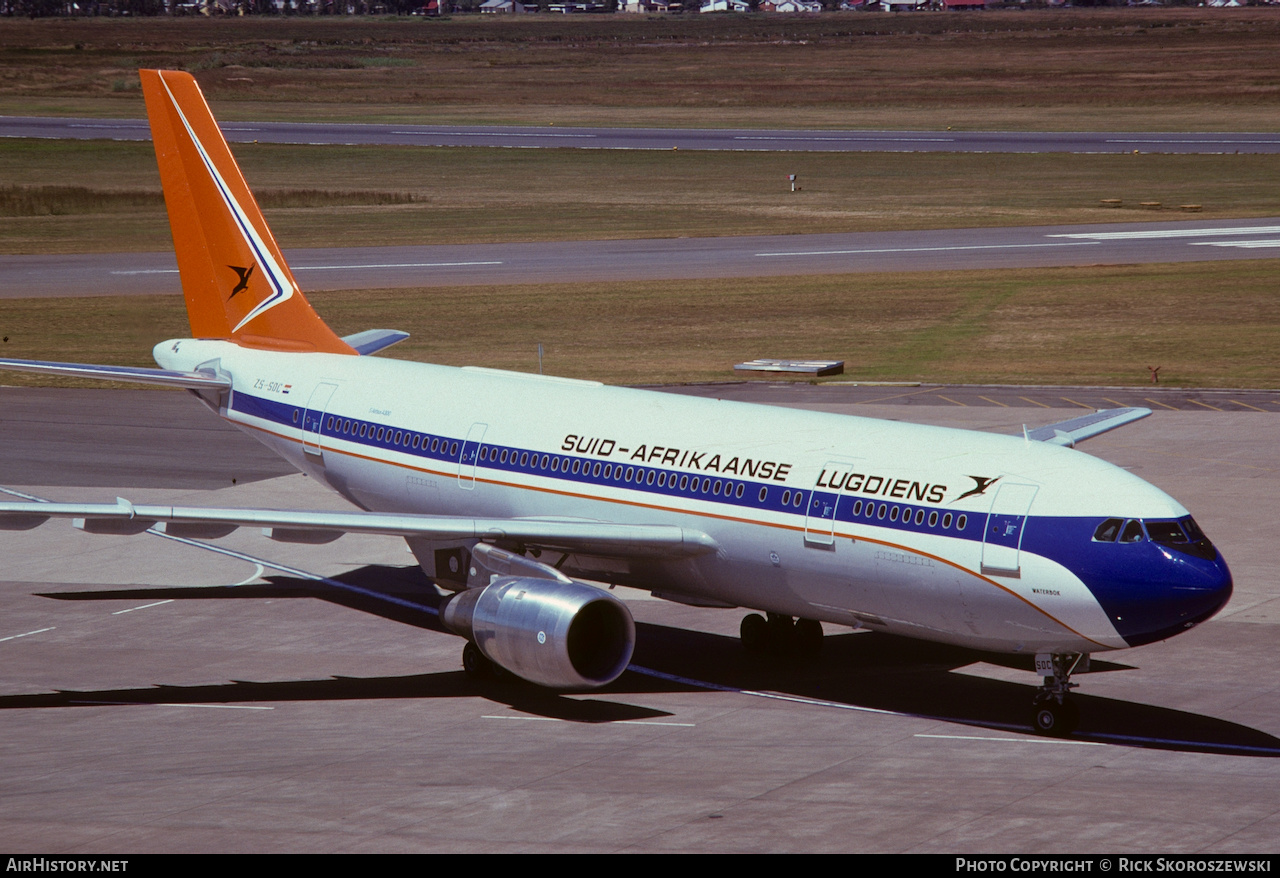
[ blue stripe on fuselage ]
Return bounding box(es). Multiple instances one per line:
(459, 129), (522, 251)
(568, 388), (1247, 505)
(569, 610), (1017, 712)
(228, 389), (984, 540)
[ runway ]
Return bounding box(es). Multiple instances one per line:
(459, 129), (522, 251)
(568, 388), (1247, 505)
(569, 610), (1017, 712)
(8, 216), (1280, 298)
(5, 115), (1280, 154)
(2, 385), (1279, 852)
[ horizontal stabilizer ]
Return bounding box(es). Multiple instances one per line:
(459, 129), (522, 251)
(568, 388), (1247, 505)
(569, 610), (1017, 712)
(0, 501), (719, 558)
(342, 329), (410, 356)
(1024, 407), (1152, 448)
(0, 358), (231, 390)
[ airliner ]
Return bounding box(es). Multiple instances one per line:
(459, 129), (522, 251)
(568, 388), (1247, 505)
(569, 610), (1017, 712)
(0, 70), (1233, 735)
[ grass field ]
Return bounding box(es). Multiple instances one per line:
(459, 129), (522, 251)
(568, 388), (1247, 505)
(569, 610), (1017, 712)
(2, 10), (1278, 389)
(0, 10), (1278, 131)
(2, 260), (1276, 389)
(5, 138), (1280, 254)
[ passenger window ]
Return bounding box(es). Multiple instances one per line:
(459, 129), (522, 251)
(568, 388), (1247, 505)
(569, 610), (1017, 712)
(1120, 520), (1145, 543)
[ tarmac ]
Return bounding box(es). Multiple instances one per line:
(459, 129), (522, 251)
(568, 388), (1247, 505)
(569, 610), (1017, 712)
(1, 385), (1279, 853)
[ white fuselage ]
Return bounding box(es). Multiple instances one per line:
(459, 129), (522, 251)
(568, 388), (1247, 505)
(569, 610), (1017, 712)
(156, 338), (1228, 659)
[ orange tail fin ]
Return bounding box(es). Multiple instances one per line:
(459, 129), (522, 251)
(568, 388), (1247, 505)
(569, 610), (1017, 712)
(141, 69), (354, 355)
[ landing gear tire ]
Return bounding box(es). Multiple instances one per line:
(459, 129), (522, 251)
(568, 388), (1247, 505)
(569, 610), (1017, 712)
(1032, 695), (1079, 736)
(794, 618), (823, 659)
(740, 613), (769, 655)
(766, 612), (794, 649)
(462, 641), (493, 679)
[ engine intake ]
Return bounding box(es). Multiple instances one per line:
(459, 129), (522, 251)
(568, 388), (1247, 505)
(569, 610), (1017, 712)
(439, 577), (635, 690)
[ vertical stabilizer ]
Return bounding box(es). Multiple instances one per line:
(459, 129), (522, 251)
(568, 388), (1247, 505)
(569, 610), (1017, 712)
(141, 69), (354, 355)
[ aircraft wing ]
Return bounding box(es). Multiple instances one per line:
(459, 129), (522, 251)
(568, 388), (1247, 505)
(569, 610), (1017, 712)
(0, 498), (718, 558)
(1023, 407), (1152, 448)
(0, 358), (230, 390)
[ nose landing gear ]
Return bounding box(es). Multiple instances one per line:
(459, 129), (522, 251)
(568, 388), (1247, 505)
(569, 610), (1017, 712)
(1032, 652), (1086, 735)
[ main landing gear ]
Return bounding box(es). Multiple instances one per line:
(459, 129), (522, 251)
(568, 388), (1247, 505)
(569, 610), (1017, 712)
(740, 613), (823, 659)
(461, 641), (509, 682)
(1031, 652), (1086, 736)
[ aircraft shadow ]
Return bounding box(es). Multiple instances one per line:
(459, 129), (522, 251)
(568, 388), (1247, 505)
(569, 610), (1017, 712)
(629, 622), (1280, 757)
(32, 565), (1280, 756)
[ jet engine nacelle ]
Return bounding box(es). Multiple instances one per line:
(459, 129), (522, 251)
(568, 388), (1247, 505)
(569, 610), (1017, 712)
(439, 577), (635, 690)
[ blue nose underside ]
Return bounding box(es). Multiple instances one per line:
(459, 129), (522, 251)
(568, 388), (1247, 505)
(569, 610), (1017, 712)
(1025, 518), (1234, 647)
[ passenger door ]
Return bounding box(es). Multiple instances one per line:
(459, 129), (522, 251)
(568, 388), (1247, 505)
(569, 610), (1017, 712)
(981, 482), (1039, 577)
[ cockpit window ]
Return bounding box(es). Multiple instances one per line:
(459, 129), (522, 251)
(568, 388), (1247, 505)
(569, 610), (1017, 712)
(1120, 520), (1145, 543)
(1095, 516), (1218, 560)
(1145, 521), (1188, 544)
(1093, 518), (1123, 542)
(1156, 516), (1218, 560)
(1183, 517), (1208, 542)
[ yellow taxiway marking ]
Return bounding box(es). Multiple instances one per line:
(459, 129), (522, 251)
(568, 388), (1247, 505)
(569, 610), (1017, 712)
(978, 396), (1008, 407)
(1061, 397), (1094, 410)
(1144, 397), (1179, 410)
(936, 396), (968, 407)
(1187, 399), (1223, 412)
(1230, 399), (1268, 412)
(1017, 396), (1051, 408)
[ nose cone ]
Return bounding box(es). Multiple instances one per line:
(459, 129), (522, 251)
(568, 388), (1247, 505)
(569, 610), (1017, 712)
(1106, 548), (1234, 648)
